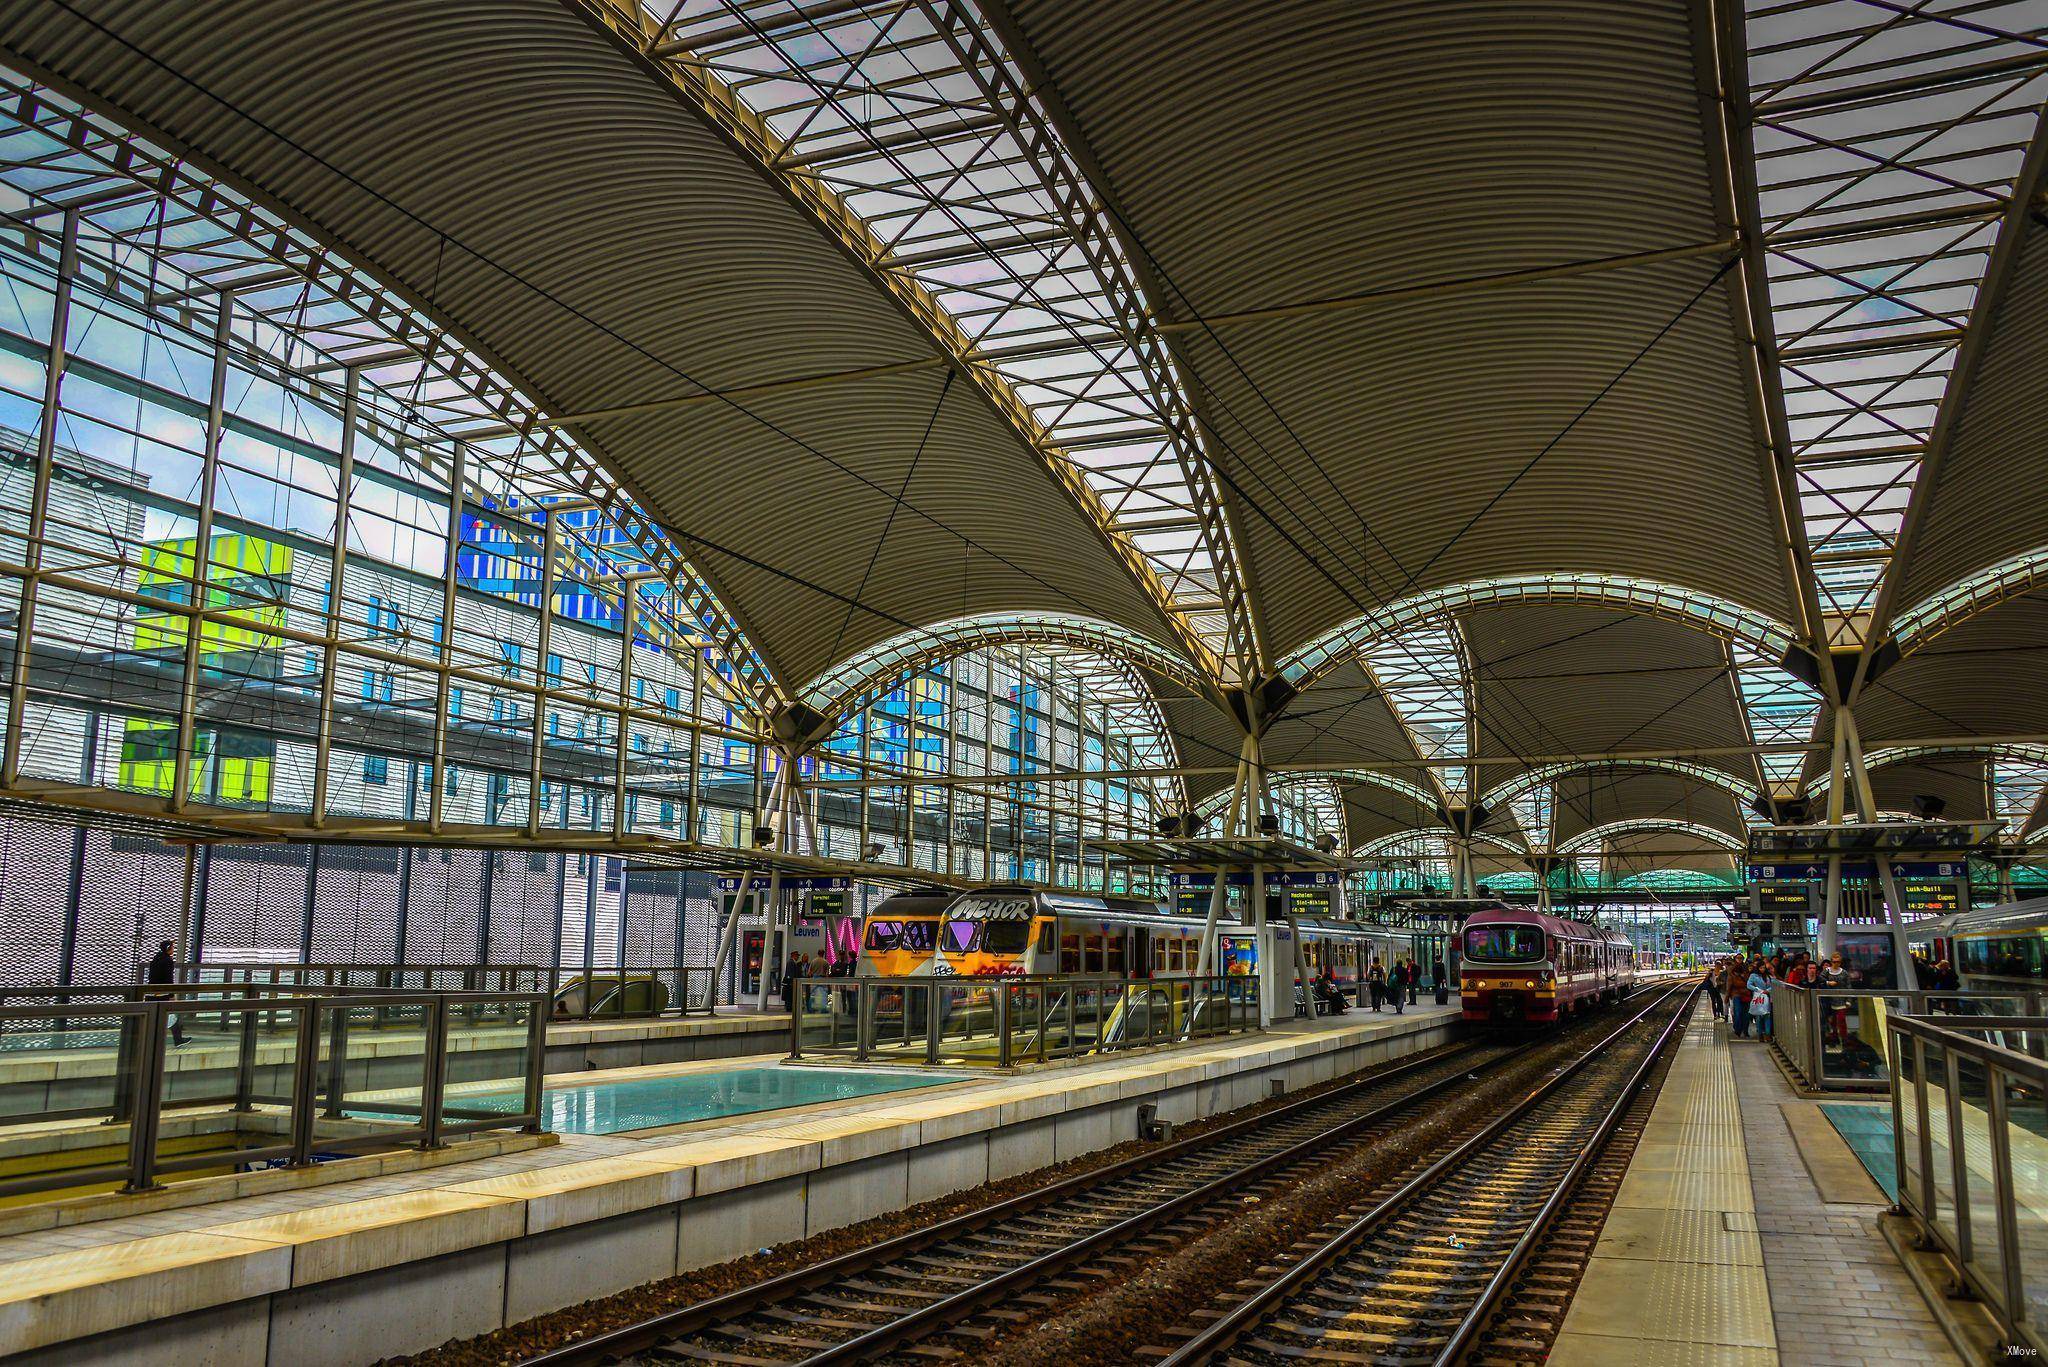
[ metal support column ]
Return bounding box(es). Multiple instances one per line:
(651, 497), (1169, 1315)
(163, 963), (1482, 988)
(1820, 712), (1849, 958)
(3, 209), (77, 788)
(612, 581), (637, 840)
(525, 510), (558, 838)
(310, 367), (359, 828)
(686, 647), (703, 841)
(169, 291), (235, 812)
(427, 446), (466, 834)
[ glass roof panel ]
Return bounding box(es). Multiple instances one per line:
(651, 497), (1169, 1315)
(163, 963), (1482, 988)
(1355, 621), (1472, 806)
(651, 0), (1256, 679)
(1744, 0), (2048, 647)
(1728, 639), (1824, 797)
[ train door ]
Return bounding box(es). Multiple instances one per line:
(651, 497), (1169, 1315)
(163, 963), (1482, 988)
(1132, 925), (1153, 979)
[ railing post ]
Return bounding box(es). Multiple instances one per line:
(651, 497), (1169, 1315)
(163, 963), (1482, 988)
(322, 1001), (348, 1119)
(1887, 1023), (1907, 1217)
(1913, 1037), (1937, 1244)
(1986, 1061), (2025, 1334)
(925, 983), (942, 1066)
(996, 985), (1011, 1069)
(233, 985), (258, 1113)
(289, 1004), (320, 1166)
(1943, 1048), (1972, 1269)
(788, 980), (803, 1060)
(420, 998), (449, 1150)
(121, 1006), (168, 1192)
(522, 993), (546, 1134)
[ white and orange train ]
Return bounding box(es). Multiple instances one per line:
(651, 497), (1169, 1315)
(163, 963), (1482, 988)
(1459, 905), (1635, 1026)
(855, 884), (1408, 990)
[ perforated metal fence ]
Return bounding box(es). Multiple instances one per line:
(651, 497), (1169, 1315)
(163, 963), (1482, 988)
(0, 815), (721, 986)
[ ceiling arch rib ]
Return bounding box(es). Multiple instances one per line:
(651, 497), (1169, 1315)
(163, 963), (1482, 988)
(1809, 742), (2048, 835)
(799, 610), (1209, 723)
(582, 0), (1259, 683)
(1274, 573), (1801, 690)
(1557, 819), (1744, 856)
(1735, 0), (2048, 649)
(1482, 758), (1761, 815)
(1273, 574), (1814, 808)
(1356, 620), (1474, 810)
(1890, 543), (2048, 656)
(1193, 768), (1439, 842)
(1353, 828), (1528, 860)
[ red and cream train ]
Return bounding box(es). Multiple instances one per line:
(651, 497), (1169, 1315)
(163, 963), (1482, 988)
(1458, 906), (1635, 1025)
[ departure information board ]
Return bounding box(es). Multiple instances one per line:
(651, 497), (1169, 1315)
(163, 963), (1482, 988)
(1287, 887), (1335, 919)
(1900, 880), (1961, 919)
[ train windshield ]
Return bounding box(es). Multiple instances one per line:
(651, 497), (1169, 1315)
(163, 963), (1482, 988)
(941, 919), (1034, 954)
(1463, 924), (1546, 963)
(864, 919), (938, 953)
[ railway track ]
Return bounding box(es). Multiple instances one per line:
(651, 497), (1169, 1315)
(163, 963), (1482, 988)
(1155, 982), (1696, 1366)
(523, 989), (1681, 1367)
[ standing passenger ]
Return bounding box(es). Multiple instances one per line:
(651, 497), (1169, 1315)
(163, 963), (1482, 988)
(1748, 961), (1775, 1041)
(1367, 957), (1385, 1012)
(1390, 959), (1406, 1015)
(1726, 958), (1750, 1037)
(143, 940), (188, 1047)
(780, 950), (805, 1012)
(1702, 961), (1724, 1019)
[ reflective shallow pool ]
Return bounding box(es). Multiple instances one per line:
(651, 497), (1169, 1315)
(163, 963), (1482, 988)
(516, 1067), (957, 1135)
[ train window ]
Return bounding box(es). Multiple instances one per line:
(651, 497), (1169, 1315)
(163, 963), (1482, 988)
(1463, 925), (1544, 962)
(943, 921), (977, 954)
(983, 920), (1032, 955)
(1060, 934), (1082, 974)
(1966, 933), (2046, 980)
(1084, 936), (1105, 973)
(1107, 938), (1127, 976)
(1038, 921), (1057, 955)
(865, 919), (938, 953)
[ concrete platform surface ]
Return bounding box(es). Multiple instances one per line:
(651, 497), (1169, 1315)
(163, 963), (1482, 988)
(1557, 1006), (1962, 1367)
(0, 1001), (1458, 1365)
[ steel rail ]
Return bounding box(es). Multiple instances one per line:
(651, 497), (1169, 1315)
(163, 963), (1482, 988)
(1157, 980), (1695, 1366)
(519, 1031), (1505, 1366)
(793, 1023), (1548, 1365)
(1434, 982), (1700, 1364)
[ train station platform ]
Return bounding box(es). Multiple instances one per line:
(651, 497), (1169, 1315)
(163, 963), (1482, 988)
(1557, 1007), (1961, 1366)
(545, 1006), (789, 1071)
(0, 999), (1458, 1366)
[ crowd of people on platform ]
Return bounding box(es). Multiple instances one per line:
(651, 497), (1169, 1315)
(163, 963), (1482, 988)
(1701, 946), (1961, 1047)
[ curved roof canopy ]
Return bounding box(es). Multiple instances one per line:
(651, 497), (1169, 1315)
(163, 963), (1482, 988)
(5, 0), (2045, 850)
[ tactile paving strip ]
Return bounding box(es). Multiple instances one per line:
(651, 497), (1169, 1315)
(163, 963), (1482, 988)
(1555, 1018), (1779, 1361)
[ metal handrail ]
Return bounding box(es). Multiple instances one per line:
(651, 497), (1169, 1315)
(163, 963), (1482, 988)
(788, 974), (1256, 1067)
(1771, 984), (2046, 1091)
(0, 987), (548, 1201)
(1885, 1011), (2048, 1355)
(6, 962), (721, 1020)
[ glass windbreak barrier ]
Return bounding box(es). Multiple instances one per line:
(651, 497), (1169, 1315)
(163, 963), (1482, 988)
(2011, 1077), (2048, 1331)
(1463, 925), (1544, 963)
(315, 1001), (429, 1148)
(0, 986), (546, 1202)
(442, 997), (540, 1134)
